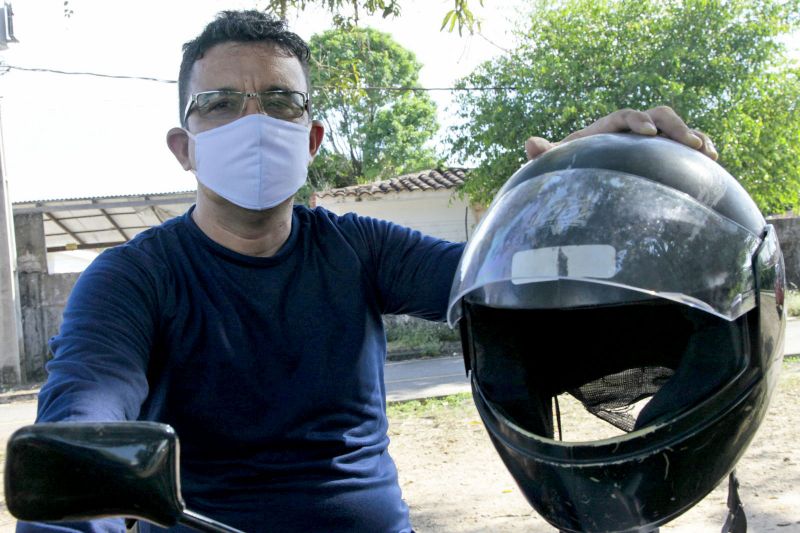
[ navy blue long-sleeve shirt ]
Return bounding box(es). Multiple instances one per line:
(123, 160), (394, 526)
(19, 205), (464, 533)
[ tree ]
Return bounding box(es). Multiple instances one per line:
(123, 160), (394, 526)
(65, 1), (484, 33)
(449, 0), (800, 214)
(261, 0), (483, 34)
(307, 27), (440, 190)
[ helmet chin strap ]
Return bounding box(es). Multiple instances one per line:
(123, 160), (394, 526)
(723, 471), (747, 533)
(553, 396), (563, 441)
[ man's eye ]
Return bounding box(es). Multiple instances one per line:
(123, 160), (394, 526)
(262, 98), (291, 109)
(200, 95), (240, 114)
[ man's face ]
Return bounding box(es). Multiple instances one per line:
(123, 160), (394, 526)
(167, 41), (323, 173)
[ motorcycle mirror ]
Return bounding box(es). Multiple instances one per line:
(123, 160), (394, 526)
(4, 422), (243, 533)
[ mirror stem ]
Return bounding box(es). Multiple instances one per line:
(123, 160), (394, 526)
(179, 509), (247, 533)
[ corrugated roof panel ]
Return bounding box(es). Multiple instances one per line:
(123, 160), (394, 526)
(111, 213), (153, 228)
(83, 229), (129, 244)
(12, 191), (197, 251)
(68, 216), (116, 233)
(101, 207), (139, 215)
(48, 235), (76, 247)
(43, 219), (64, 236)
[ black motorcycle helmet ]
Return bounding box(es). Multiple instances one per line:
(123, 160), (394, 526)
(448, 134), (785, 533)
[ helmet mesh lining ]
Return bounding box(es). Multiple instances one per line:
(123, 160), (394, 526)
(566, 366), (674, 432)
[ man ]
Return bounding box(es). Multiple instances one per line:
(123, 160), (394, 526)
(19, 9), (717, 533)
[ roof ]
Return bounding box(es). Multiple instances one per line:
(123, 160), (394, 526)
(12, 191), (196, 252)
(314, 168), (468, 199)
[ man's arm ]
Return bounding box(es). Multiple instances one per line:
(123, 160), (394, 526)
(35, 246), (159, 423)
(525, 106), (718, 160)
(16, 246), (162, 532)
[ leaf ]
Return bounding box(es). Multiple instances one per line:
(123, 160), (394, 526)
(441, 10), (455, 32)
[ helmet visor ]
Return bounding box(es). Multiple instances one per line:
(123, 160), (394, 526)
(448, 169), (762, 325)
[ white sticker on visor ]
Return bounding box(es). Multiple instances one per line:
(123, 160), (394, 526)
(511, 245), (617, 285)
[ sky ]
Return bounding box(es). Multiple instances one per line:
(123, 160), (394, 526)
(0, 1), (797, 204)
(0, 0), (525, 203)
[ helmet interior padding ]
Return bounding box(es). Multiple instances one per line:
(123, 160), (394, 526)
(464, 295), (749, 437)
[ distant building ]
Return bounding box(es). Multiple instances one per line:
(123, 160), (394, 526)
(13, 191), (195, 273)
(312, 168), (482, 243)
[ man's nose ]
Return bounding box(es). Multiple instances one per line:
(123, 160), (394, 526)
(242, 93), (263, 117)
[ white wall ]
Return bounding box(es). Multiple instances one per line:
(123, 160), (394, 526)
(317, 189), (480, 243)
(47, 250), (101, 273)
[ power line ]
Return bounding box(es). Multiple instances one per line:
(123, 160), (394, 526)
(316, 85), (519, 91)
(2, 64), (519, 92)
(3, 65), (177, 84)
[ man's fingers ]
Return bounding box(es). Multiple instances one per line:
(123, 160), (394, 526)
(623, 109), (659, 136)
(561, 109), (654, 144)
(645, 106), (703, 149)
(525, 107), (718, 161)
(525, 137), (556, 160)
(691, 129), (719, 161)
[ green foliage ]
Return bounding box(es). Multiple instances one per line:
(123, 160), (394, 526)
(65, 1), (482, 33)
(384, 315), (460, 356)
(259, 0), (481, 33)
(441, 0), (484, 35)
(449, 0), (800, 213)
(309, 27), (441, 189)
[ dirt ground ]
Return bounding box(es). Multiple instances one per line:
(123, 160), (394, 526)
(388, 359), (800, 533)
(1, 362), (797, 532)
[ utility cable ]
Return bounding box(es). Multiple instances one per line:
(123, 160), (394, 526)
(2, 64), (519, 92)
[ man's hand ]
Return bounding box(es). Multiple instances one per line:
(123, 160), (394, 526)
(525, 106), (718, 161)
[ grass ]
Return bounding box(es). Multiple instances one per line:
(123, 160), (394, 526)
(387, 392), (472, 417)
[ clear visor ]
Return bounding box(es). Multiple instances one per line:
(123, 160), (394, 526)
(448, 169), (761, 325)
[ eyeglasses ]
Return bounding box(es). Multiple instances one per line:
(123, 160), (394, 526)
(183, 89), (309, 124)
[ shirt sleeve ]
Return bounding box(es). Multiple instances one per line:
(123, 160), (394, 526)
(342, 214), (466, 321)
(35, 245), (163, 423)
(17, 247), (163, 532)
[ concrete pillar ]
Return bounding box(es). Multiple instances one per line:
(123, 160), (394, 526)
(15, 212), (47, 382)
(0, 107), (22, 385)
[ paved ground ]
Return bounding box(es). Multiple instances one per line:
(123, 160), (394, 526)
(386, 356), (469, 402)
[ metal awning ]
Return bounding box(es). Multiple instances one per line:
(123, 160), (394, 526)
(12, 191), (196, 252)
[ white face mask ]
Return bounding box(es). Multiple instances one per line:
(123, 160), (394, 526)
(187, 114), (312, 211)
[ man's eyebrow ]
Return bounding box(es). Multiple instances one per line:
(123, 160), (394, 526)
(260, 84), (299, 92)
(193, 86), (241, 93)
(197, 85), (302, 94)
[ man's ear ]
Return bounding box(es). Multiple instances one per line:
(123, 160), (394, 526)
(308, 120), (325, 160)
(166, 127), (193, 171)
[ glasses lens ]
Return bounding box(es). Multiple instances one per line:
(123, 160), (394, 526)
(194, 92), (245, 120)
(259, 91), (306, 119)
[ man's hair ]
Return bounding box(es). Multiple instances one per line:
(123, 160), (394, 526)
(178, 10), (311, 127)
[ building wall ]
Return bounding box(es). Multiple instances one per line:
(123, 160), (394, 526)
(14, 212), (82, 382)
(317, 189), (480, 243)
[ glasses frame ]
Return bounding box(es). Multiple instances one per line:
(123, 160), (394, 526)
(183, 89), (309, 125)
